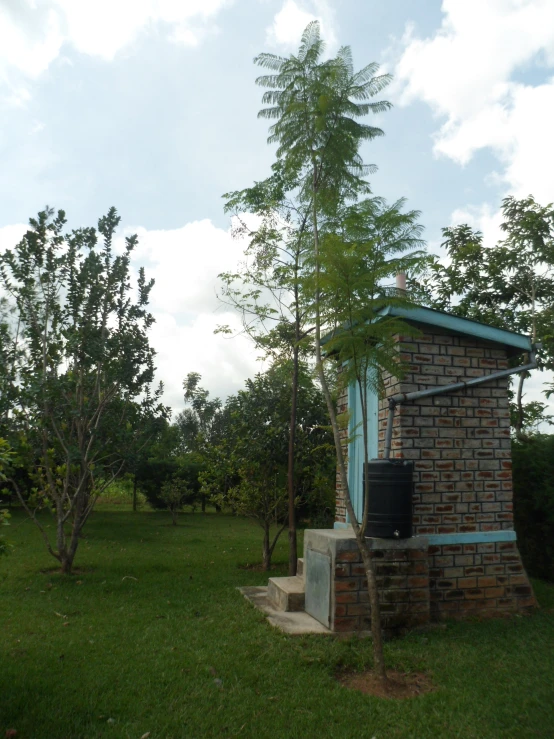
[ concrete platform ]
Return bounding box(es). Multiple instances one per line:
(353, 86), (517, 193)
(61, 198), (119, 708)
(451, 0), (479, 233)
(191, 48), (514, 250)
(267, 575), (305, 612)
(238, 586), (332, 635)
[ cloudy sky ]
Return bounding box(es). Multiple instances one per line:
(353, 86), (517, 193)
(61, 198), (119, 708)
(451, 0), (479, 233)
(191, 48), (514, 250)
(1, 0), (553, 415)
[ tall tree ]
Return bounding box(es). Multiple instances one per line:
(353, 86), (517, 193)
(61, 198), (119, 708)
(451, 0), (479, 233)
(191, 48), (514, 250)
(220, 166), (315, 575)
(253, 21), (403, 684)
(0, 207), (167, 573)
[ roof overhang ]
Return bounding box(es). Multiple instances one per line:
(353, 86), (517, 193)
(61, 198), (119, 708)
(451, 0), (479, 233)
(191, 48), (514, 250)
(379, 305), (532, 357)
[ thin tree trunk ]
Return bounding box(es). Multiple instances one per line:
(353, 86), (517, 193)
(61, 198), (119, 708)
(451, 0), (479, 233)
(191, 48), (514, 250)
(263, 524), (271, 571)
(311, 170), (387, 686)
(288, 343), (299, 576)
(133, 473), (138, 512)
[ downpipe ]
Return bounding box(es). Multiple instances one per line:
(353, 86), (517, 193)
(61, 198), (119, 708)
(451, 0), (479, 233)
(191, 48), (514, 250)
(383, 344), (540, 460)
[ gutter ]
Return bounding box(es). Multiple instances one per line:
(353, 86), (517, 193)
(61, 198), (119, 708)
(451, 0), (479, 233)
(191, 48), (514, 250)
(383, 344), (541, 460)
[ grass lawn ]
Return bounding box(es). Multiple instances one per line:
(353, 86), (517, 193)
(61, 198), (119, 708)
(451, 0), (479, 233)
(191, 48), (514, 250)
(1, 509), (553, 739)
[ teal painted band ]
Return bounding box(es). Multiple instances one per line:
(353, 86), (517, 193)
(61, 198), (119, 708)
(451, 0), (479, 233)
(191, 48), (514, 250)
(424, 531), (516, 545)
(331, 526), (517, 544)
(381, 305), (531, 352)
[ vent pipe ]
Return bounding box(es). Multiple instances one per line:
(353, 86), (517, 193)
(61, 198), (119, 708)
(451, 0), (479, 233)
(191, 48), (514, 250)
(396, 272), (407, 292)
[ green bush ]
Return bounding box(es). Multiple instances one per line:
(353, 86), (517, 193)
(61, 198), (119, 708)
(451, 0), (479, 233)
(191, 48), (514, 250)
(136, 455), (204, 511)
(512, 435), (554, 581)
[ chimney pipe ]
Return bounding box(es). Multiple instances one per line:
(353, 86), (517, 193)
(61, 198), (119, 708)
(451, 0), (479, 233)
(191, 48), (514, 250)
(396, 272), (406, 292)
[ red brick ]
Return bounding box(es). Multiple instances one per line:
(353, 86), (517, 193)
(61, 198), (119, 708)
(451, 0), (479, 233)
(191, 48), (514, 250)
(335, 593), (358, 604)
(336, 551), (361, 563)
(335, 579), (359, 592)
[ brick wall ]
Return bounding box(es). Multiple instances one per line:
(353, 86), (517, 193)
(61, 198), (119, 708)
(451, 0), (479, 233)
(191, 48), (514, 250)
(428, 540), (535, 618)
(378, 332), (512, 536)
(334, 545), (429, 636)
(376, 329), (536, 618)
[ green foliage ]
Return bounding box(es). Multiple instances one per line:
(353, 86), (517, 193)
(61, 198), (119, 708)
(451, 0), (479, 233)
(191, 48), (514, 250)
(509, 400), (554, 436)
(423, 195), (554, 437)
(317, 197), (426, 387)
(159, 476), (193, 525)
(136, 454), (203, 512)
(202, 363), (334, 568)
(0, 438), (13, 556)
(97, 476), (147, 508)
(255, 21), (391, 208)
(0, 206), (167, 572)
(175, 372), (223, 454)
(512, 436), (554, 581)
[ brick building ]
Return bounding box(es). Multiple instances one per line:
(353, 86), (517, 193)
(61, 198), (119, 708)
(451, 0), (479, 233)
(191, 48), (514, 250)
(329, 304), (537, 628)
(255, 304), (537, 636)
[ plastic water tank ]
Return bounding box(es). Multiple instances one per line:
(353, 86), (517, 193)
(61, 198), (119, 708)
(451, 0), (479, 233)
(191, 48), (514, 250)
(363, 459), (413, 539)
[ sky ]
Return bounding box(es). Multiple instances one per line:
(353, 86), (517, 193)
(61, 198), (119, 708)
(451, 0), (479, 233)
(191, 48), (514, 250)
(1, 0), (553, 417)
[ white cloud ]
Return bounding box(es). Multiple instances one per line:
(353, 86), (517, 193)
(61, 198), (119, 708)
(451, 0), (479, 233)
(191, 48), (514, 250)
(149, 309), (260, 411)
(449, 204), (504, 249)
(124, 217), (262, 411)
(393, 0), (554, 201)
(0, 216), (261, 411)
(266, 0), (336, 51)
(0, 0), (230, 102)
(0, 223), (27, 254)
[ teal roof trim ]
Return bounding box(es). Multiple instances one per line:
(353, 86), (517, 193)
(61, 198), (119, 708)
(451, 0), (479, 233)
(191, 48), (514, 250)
(380, 305), (532, 354)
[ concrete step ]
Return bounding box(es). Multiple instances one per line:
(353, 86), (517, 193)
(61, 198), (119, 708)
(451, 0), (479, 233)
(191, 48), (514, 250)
(297, 558), (304, 578)
(267, 575), (305, 612)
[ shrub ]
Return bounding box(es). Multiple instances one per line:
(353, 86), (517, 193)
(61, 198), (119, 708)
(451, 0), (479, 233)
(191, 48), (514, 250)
(512, 436), (554, 581)
(136, 455), (203, 512)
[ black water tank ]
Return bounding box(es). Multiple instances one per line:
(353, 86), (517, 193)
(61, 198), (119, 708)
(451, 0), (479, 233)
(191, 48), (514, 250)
(363, 459), (413, 539)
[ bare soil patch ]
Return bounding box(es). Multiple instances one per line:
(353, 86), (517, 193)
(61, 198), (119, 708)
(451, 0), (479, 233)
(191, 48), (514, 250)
(337, 669), (435, 700)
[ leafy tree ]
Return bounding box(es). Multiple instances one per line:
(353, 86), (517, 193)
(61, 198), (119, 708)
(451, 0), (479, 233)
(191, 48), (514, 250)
(160, 475), (193, 525)
(0, 207), (167, 574)
(0, 298), (21, 434)
(136, 454), (203, 512)
(423, 195), (554, 439)
(175, 372), (223, 455)
(220, 166), (316, 575)
(203, 362), (334, 570)
(0, 438), (13, 557)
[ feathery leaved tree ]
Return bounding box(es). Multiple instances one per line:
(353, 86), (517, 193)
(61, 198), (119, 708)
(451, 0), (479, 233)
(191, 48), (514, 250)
(317, 196), (425, 574)
(253, 21), (426, 684)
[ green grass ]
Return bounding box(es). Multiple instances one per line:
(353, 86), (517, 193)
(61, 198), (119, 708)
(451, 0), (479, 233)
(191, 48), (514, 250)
(1, 510), (553, 739)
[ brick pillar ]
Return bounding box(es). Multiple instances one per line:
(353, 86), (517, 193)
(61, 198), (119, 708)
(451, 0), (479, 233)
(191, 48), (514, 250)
(335, 368), (348, 524)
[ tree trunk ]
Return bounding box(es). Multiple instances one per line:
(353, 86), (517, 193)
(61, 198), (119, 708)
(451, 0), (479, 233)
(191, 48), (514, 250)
(60, 554), (75, 575)
(263, 524), (271, 571)
(133, 473), (138, 512)
(201, 494), (206, 513)
(287, 343), (299, 576)
(311, 171), (387, 686)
